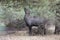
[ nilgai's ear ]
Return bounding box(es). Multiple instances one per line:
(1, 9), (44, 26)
(24, 8), (30, 14)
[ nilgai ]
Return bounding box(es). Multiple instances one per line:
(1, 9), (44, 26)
(24, 8), (48, 35)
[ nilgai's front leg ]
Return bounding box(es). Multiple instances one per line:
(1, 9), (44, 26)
(29, 26), (32, 35)
(44, 28), (46, 35)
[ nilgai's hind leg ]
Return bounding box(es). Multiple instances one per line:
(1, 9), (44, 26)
(54, 29), (59, 34)
(54, 26), (60, 34)
(29, 26), (32, 35)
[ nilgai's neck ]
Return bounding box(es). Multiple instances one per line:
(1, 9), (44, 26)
(25, 13), (30, 17)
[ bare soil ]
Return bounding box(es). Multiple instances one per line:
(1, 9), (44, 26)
(0, 25), (59, 40)
(0, 30), (60, 40)
(0, 35), (60, 40)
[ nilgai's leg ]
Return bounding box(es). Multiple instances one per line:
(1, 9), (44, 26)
(54, 29), (59, 34)
(54, 26), (59, 34)
(44, 28), (46, 35)
(29, 26), (32, 35)
(54, 27), (57, 34)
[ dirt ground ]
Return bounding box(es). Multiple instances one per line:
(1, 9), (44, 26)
(0, 35), (60, 40)
(0, 30), (60, 40)
(0, 25), (59, 40)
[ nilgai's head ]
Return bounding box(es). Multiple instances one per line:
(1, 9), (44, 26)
(24, 8), (30, 15)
